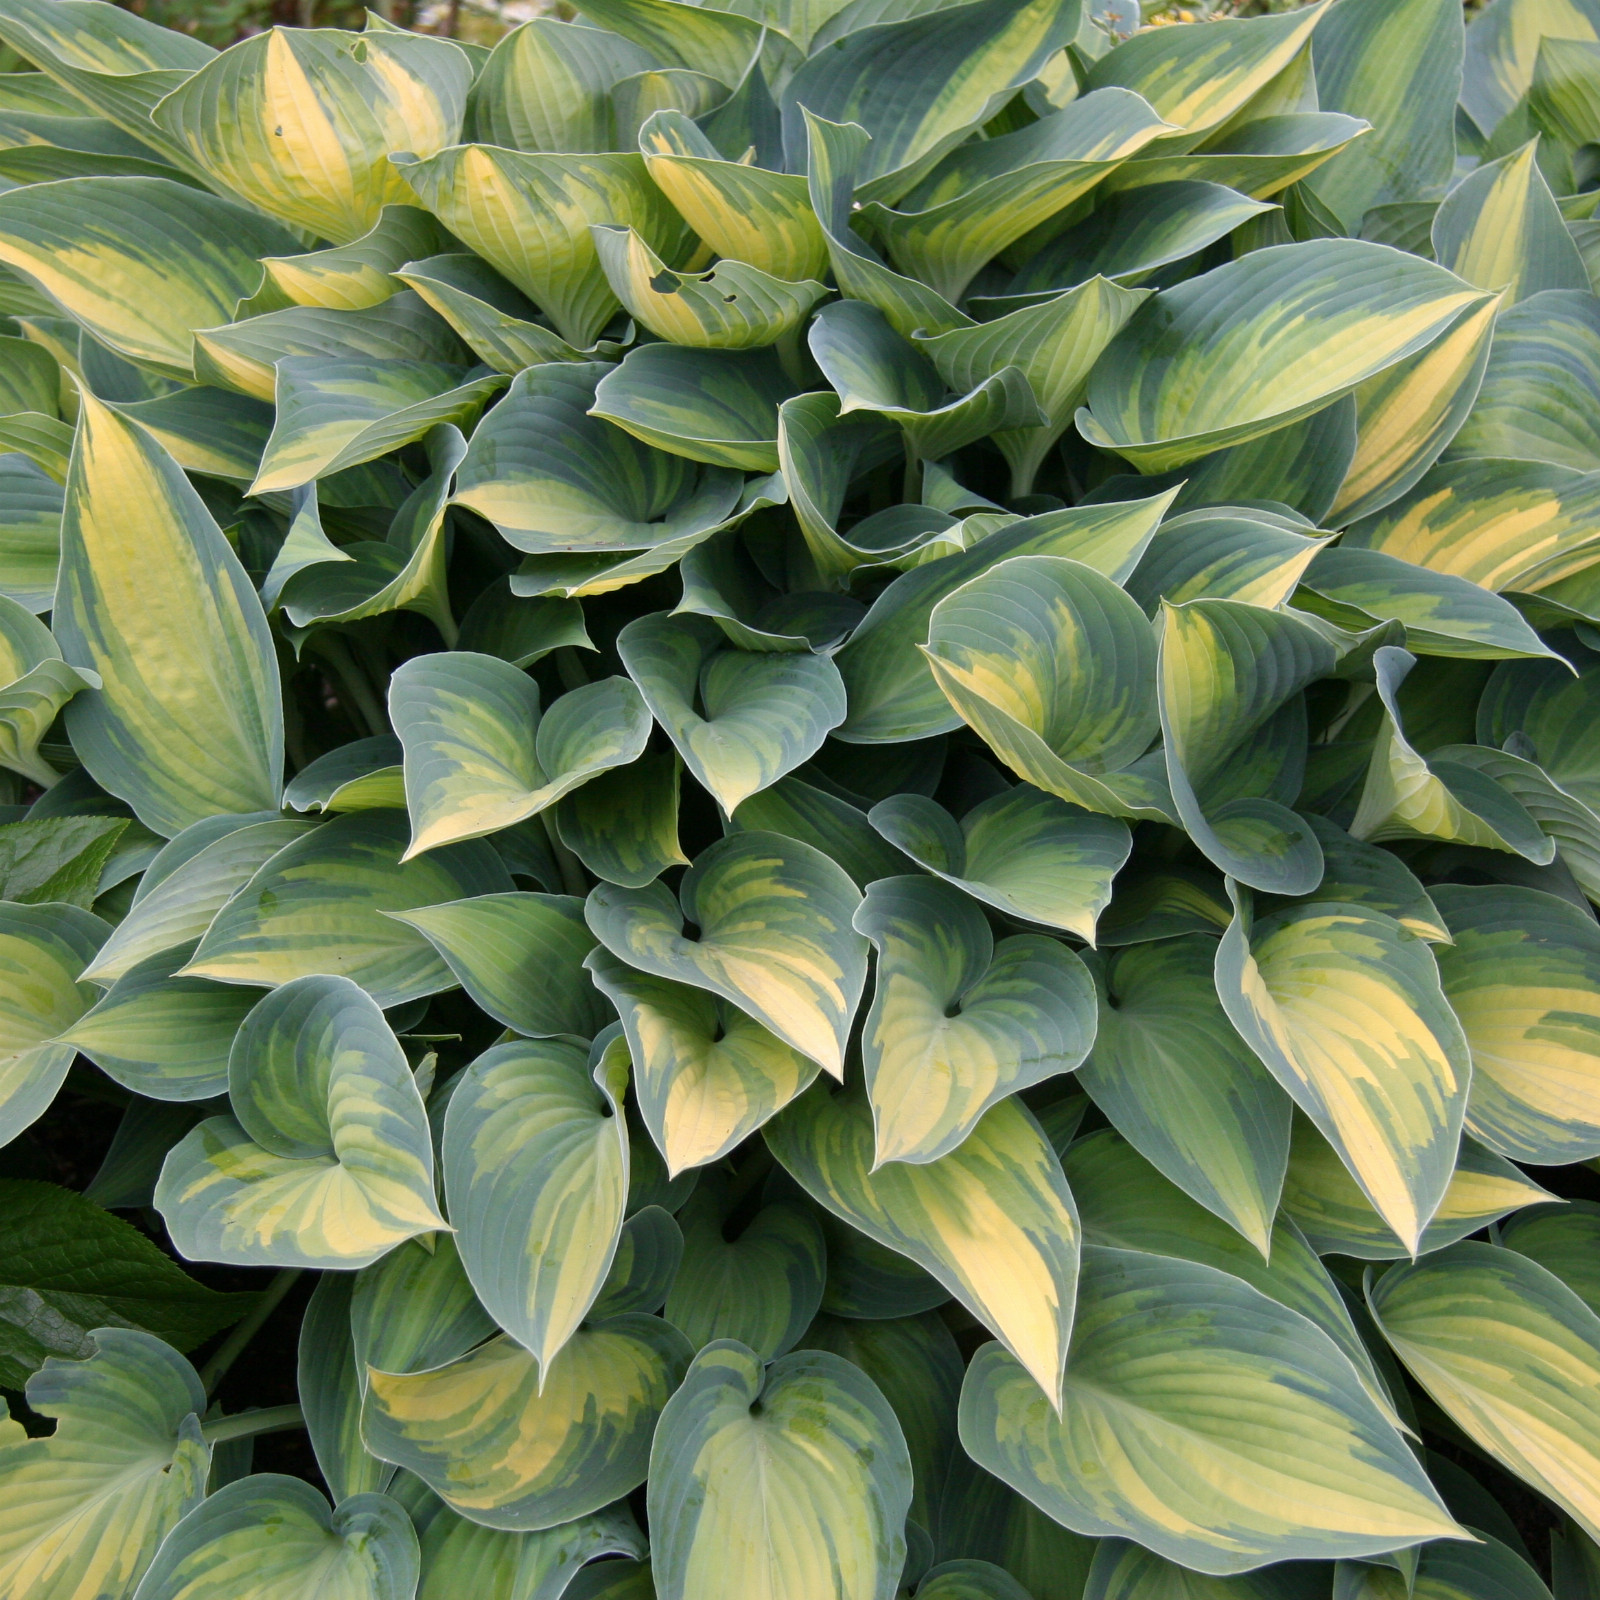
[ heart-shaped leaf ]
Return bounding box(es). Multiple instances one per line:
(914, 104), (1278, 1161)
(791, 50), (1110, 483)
(391, 892), (608, 1040)
(556, 751), (688, 890)
(441, 1037), (629, 1375)
(390, 653), (651, 857)
(586, 830), (867, 1077)
(665, 1175), (826, 1359)
(1215, 885), (1472, 1255)
(618, 612), (846, 813)
(855, 876), (1095, 1166)
(155, 974), (445, 1269)
(0, 1329), (210, 1600)
(959, 1247), (1462, 1574)
(766, 1081), (1078, 1406)
(362, 1316), (692, 1530)
(1078, 935), (1291, 1256)
(648, 1341), (913, 1600)
(185, 810), (511, 1007)
(587, 946), (820, 1176)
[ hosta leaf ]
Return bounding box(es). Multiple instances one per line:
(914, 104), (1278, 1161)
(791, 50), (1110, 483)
(1340, 1535), (1555, 1600)
(855, 876), (1095, 1166)
(108, 388), (273, 485)
(260, 205), (448, 312)
(592, 1205), (683, 1319)
(0, 901), (106, 1145)
(556, 752), (687, 890)
(351, 1232), (497, 1382)
(151, 27), (471, 244)
(441, 1037), (628, 1374)
(915, 277), (1150, 499)
(1430, 884), (1600, 1163)
(0, 0), (214, 168)
(639, 108), (827, 281)
(63, 946), (260, 1103)
(1078, 936), (1291, 1256)
(1085, 1541), (1348, 1600)
(779, 0), (1078, 202)
(592, 345), (797, 473)
(766, 1081), (1078, 1405)
(277, 424), (466, 641)
(283, 738), (405, 815)
(1479, 655), (1600, 806)
(53, 392), (282, 836)
(999, 181), (1277, 303)
(1431, 141), (1588, 304)
(1282, 1114), (1553, 1259)
(1305, 0), (1463, 231)
(413, 1495), (646, 1600)
(1159, 598), (1335, 894)
(835, 492), (1172, 743)
(858, 88), (1173, 302)
(1369, 1241), (1600, 1543)
(299, 1272), (392, 1503)
(0, 596), (97, 789)
(394, 146), (689, 348)
(0, 1329), (209, 1600)
(185, 810), (511, 1006)
(0, 451), (65, 612)
(592, 225), (826, 349)
(1078, 240), (1490, 472)
(586, 830), (867, 1077)
(618, 612), (846, 813)
(921, 553), (1172, 823)
(1064, 1131), (1397, 1422)
(0, 177), (296, 380)
(1125, 507), (1328, 613)
(664, 1177), (826, 1359)
(0, 1180), (251, 1390)
(1461, 0), (1600, 132)
(647, 1341), (912, 1600)
(1297, 547), (1554, 660)
(587, 947), (820, 1176)
(194, 292), (466, 405)
(156, 975), (445, 1269)
(1301, 813), (1449, 939)
(868, 785), (1130, 942)
(249, 357), (500, 497)
(938, 1450), (1097, 1600)
(467, 16), (652, 150)
(128, 1476), (419, 1600)
(389, 653), (651, 856)
(959, 1247), (1462, 1574)
(390, 893), (607, 1040)
(800, 113), (972, 341)
(1082, 3), (1323, 136)
(1501, 1200), (1600, 1318)
(83, 817), (310, 984)
(1215, 885), (1471, 1255)
(363, 1316), (692, 1530)
(568, 0), (763, 91)
(729, 775), (913, 891)
(395, 253), (620, 374)
(809, 300), (1043, 465)
(564, 1557), (654, 1599)
(1449, 289), (1600, 471)
(453, 363), (744, 556)
(1349, 648), (1554, 859)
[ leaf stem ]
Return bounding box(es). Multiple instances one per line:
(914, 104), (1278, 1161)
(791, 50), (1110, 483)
(201, 1403), (306, 1445)
(198, 1267), (303, 1397)
(312, 634), (387, 738)
(542, 812), (591, 898)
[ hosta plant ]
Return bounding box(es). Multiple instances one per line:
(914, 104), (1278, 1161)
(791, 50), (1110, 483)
(6, 0), (1600, 1595)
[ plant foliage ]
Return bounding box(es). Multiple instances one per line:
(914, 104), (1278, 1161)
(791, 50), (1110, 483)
(3, 0), (1600, 1596)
